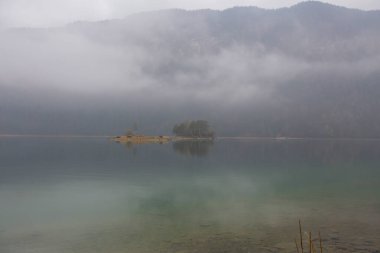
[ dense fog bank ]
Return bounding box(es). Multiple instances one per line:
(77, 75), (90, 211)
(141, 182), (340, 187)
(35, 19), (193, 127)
(1, 2), (380, 137)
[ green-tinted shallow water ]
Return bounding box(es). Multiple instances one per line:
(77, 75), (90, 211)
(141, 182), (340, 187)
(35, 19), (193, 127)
(0, 138), (379, 253)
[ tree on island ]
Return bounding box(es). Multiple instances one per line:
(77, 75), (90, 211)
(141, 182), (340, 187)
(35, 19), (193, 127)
(172, 120), (215, 138)
(125, 129), (134, 136)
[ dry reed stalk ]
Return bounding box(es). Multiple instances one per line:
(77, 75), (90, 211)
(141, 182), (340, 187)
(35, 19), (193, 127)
(299, 220), (304, 253)
(295, 239), (300, 253)
(309, 232), (312, 253)
(318, 231), (323, 253)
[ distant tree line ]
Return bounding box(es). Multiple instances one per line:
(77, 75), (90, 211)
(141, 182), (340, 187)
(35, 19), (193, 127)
(173, 120), (214, 138)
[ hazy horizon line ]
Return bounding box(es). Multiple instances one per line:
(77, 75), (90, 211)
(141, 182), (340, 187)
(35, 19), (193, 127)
(3, 1), (379, 30)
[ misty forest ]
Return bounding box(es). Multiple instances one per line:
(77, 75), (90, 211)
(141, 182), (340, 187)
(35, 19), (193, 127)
(1, 1), (380, 137)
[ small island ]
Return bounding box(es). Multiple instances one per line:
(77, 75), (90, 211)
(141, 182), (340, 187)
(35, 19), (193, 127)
(113, 120), (214, 144)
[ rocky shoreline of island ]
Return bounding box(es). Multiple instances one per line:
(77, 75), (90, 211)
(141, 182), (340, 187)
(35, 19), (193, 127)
(113, 120), (215, 144)
(112, 135), (213, 144)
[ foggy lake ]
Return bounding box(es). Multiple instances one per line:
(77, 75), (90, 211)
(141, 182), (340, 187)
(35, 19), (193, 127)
(2, 1), (380, 252)
(1, 137), (379, 253)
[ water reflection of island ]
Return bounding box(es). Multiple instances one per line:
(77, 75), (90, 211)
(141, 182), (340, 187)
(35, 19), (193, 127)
(172, 140), (214, 157)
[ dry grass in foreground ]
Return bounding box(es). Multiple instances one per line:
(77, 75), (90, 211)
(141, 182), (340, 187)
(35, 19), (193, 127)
(296, 220), (324, 253)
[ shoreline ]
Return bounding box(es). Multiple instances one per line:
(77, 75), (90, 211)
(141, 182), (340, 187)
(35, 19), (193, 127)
(218, 136), (380, 141)
(0, 134), (111, 138)
(113, 135), (214, 144)
(1, 134), (380, 142)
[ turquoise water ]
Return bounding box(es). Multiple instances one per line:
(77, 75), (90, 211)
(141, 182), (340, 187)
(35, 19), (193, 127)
(0, 138), (379, 252)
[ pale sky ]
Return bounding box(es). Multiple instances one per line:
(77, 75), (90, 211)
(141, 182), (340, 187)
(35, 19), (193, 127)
(0, 0), (380, 28)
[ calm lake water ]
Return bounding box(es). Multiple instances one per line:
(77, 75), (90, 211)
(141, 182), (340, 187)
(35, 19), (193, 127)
(0, 138), (380, 253)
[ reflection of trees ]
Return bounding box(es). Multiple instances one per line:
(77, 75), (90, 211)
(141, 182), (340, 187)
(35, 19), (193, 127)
(122, 142), (138, 156)
(172, 140), (214, 157)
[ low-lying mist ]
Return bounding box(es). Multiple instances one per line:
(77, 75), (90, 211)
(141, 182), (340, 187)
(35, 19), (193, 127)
(1, 2), (380, 137)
